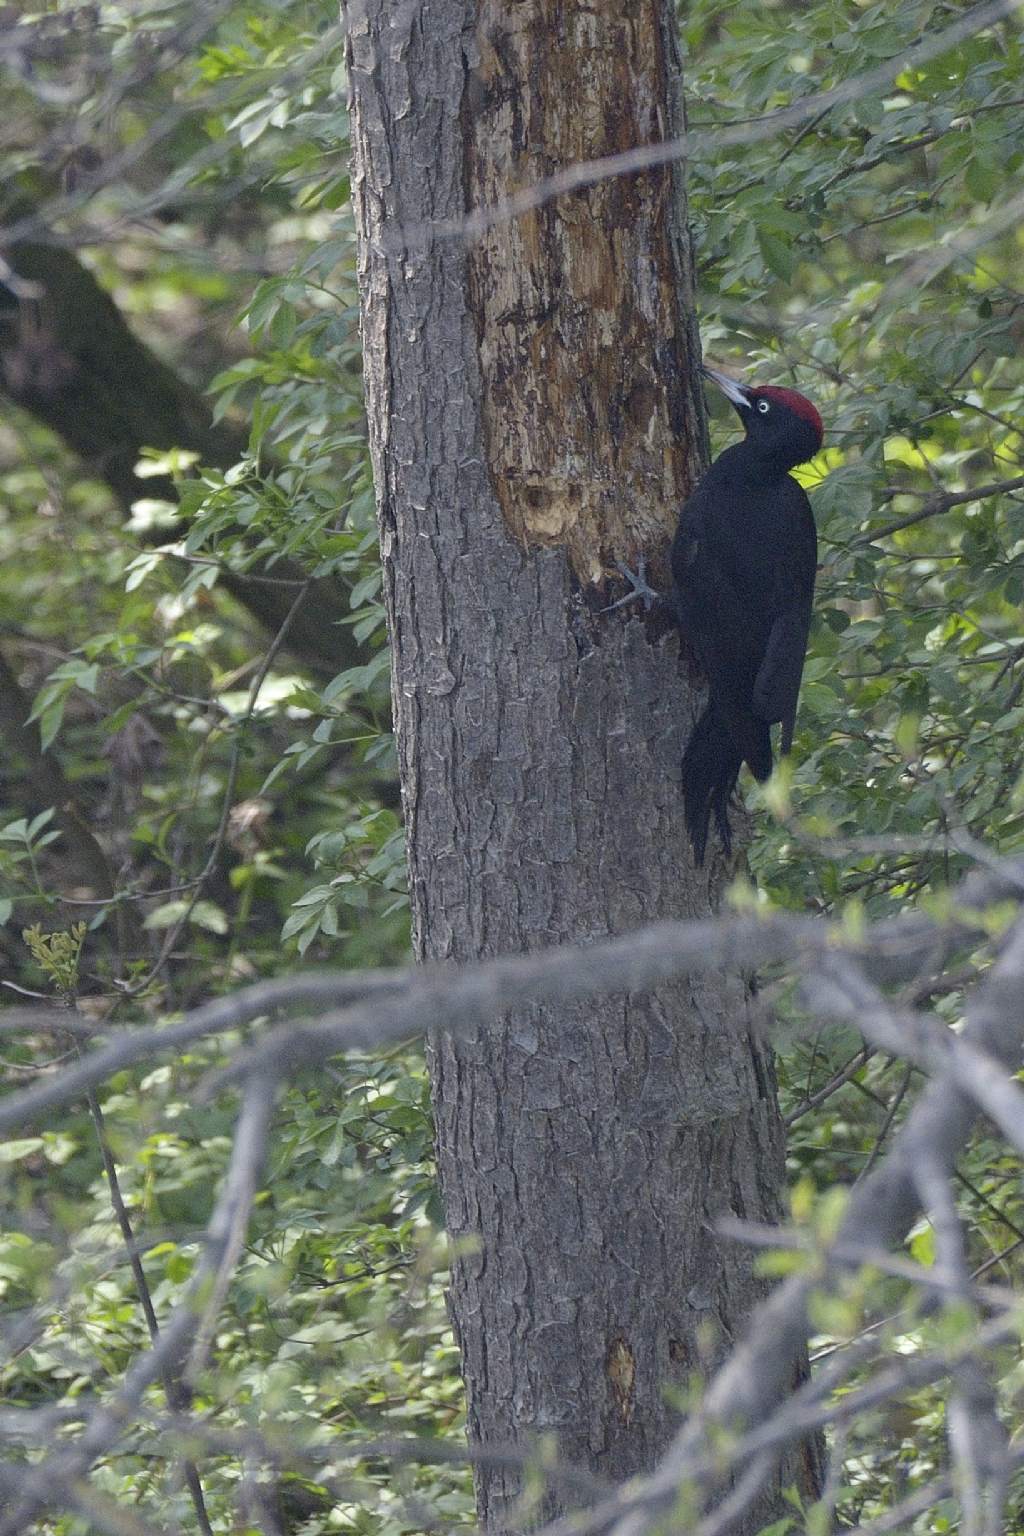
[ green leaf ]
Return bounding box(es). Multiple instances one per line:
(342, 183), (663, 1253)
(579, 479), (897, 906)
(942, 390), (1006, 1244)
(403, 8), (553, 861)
(757, 228), (799, 282)
(37, 700), (66, 753)
(965, 154), (1000, 203)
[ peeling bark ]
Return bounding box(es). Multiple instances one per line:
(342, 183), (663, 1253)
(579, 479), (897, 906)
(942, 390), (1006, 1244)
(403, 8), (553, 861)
(464, 0), (706, 582)
(347, 2), (801, 1529)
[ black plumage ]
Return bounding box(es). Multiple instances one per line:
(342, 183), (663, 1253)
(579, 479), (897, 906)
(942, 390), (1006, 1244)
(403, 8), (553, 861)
(672, 367), (820, 865)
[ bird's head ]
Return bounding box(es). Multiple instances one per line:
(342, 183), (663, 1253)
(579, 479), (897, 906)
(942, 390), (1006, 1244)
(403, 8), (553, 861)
(701, 364), (823, 470)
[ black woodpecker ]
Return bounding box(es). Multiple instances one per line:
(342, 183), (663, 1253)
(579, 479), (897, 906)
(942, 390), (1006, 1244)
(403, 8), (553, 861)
(676, 366), (821, 864)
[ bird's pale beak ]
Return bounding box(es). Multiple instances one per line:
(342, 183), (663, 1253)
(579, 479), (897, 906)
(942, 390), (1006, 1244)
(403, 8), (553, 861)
(700, 364), (752, 411)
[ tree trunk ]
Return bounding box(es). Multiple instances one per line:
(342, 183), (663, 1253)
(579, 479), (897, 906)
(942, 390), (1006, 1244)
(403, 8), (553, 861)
(347, 2), (797, 1528)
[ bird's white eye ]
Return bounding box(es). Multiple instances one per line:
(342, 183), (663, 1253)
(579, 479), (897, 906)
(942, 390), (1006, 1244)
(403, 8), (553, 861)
(756, 399), (770, 415)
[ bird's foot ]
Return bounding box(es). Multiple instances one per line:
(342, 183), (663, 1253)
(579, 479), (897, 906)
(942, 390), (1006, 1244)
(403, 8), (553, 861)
(602, 559), (661, 614)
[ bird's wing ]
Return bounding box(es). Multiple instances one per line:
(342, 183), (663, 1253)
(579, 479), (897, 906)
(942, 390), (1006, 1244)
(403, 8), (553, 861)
(752, 608), (811, 750)
(677, 542), (771, 702)
(673, 478), (770, 691)
(752, 488), (817, 750)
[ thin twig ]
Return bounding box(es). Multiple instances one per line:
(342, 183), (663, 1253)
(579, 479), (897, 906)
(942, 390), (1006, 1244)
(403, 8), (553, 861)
(858, 475), (1024, 545)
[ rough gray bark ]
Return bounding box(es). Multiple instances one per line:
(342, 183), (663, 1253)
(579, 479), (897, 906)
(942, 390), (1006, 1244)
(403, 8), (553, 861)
(346, 2), (801, 1528)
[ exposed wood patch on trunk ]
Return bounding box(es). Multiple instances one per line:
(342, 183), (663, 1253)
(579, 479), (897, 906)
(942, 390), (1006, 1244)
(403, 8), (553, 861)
(463, 0), (704, 585)
(606, 1336), (637, 1425)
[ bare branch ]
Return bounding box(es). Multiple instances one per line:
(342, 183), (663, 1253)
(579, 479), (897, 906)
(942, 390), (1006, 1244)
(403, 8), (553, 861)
(858, 475), (1024, 545)
(184, 1073), (278, 1381)
(0, 969), (408, 1132)
(4, 865), (1024, 1533)
(537, 915), (1024, 1536)
(802, 952), (1024, 1158)
(3, 858), (1021, 1137)
(841, 1451), (1023, 1536)
(717, 1217), (1018, 1312)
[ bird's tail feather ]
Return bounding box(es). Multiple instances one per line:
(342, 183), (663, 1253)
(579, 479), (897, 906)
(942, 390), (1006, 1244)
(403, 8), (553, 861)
(682, 705), (741, 866)
(682, 704), (771, 865)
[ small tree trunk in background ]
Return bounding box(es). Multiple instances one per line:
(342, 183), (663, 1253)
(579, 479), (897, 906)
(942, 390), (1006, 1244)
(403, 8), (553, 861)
(0, 240), (354, 676)
(348, 2), (805, 1528)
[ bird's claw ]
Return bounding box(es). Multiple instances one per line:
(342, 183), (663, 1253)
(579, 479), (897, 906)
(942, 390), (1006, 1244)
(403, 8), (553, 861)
(602, 559), (660, 614)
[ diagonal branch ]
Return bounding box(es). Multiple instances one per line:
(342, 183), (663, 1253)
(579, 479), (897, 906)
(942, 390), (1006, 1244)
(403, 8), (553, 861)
(589, 916), (1024, 1536)
(2, 857), (1021, 1136)
(858, 475), (1024, 545)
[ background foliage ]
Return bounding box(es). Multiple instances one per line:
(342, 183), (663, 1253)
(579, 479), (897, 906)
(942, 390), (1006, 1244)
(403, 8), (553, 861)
(1, 0), (1023, 1529)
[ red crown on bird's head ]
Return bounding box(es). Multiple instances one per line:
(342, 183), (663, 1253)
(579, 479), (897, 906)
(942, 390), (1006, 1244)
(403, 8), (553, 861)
(752, 387), (823, 447)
